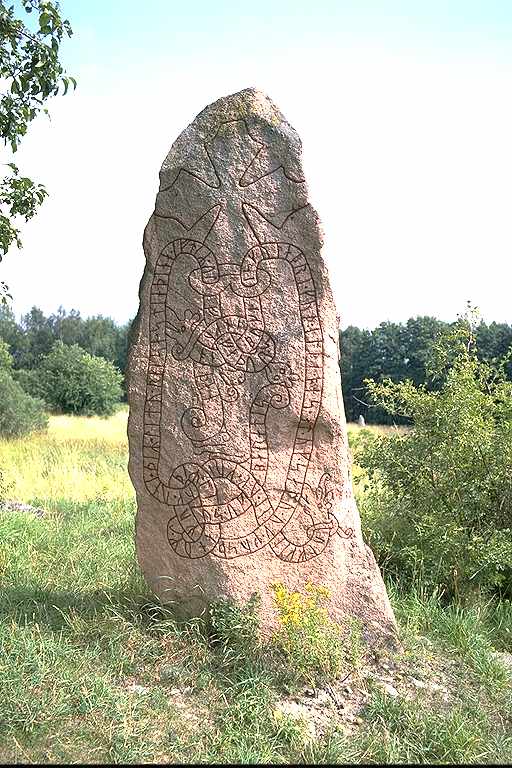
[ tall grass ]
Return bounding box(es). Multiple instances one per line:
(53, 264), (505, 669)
(0, 412), (510, 764)
(0, 408), (132, 506)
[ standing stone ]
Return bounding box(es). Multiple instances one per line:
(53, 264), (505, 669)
(127, 88), (397, 642)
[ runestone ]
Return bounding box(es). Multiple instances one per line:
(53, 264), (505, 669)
(127, 88), (397, 640)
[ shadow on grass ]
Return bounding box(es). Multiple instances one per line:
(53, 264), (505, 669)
(0, 582), (180, 634)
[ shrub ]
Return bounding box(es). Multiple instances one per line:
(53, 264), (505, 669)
(36, 342), (123, 416)
(0, 340), (13, 371)
(13, 367), (46, 400)
(0, 369), (48, 438)
(356, 312), (512, 600)
(270, 582), (359, 687)
(208, 594), (261, 665)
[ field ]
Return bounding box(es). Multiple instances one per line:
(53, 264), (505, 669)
(0, 412), (511, 764)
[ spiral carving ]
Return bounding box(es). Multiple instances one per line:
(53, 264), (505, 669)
(142, 236), (347, 563)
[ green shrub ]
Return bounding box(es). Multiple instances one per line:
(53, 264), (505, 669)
(13, 367), (46, 400)
(208, 594), (261, 665)
(356, 312), (512, 599)
(35, 342), (123, 416)
(0, 369), (48, 438)
(0, 340), (13, 371)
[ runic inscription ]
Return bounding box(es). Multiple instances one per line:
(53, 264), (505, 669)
(140, 116), (353, 563)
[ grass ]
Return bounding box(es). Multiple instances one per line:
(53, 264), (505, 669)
(0, 412), (511, 764)
(0, 407), (131, 506)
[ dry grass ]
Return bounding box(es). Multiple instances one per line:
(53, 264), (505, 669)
(47, 408), (129, 444)
(0, 407), (132, 505)
(347, 422), (409, 437)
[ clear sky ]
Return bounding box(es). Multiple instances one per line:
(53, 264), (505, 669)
(3, 0), (512, 328)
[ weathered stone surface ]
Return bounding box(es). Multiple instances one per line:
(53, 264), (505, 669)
(127, 88), (397, 642)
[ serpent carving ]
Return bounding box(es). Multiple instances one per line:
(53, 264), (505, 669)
(143, 237), (345, 562)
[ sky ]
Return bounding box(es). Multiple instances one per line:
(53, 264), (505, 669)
(2, 0), (512, 329)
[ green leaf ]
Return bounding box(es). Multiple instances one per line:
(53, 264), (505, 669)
(0, 0), (75, 291)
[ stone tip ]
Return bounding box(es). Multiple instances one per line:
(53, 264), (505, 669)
(218, 86), (269, 99)
(200, 86), (283, 122)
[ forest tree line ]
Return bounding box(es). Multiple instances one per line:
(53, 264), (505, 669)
(1, 305), (511, 424)
(341, 315), (512, 423)
(0, 306), (131, 384)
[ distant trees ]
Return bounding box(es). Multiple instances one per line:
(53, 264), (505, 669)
(1, 303), (511, 425)
(0, 304), (132, 379)
(476, 322), (512, 380)
(340, 317), (447, 423)
(340, 315), (512, 424)
(0, 305), (131, 420)
(0, 304), (24, 357)
(0, 340), (47, 438)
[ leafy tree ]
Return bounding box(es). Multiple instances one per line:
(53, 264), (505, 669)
(340, 316), (448, 424)
(402, 316), (448, 386)
(0, 367), (47, 437)
(18, 305), (54, 366)
(114, 317), (132, 380)
(12, 364), (43, 398)
(355, 312), (512, 599)
(49, 305), (83, 346)
(35, 341), (123, 416)
(80, 315), (119, 362)
(0, 336), (12, 369)
(367, 321), (409, 380)
(0, 302), (24, 361)
(0, 0), (75, 302)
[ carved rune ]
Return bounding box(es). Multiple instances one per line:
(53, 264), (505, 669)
(142, 117), (352, 563)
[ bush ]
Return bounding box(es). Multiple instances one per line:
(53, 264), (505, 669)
(207, 594), (262, 665)
(35, 342), (123, 416)
(0, 340), (13, 372)
(356, 313), (512, 600)
(0, 369), (48, 438)
(13, 367), (46, 400)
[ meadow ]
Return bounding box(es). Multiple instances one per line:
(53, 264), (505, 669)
(0, 411), (511, 764)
